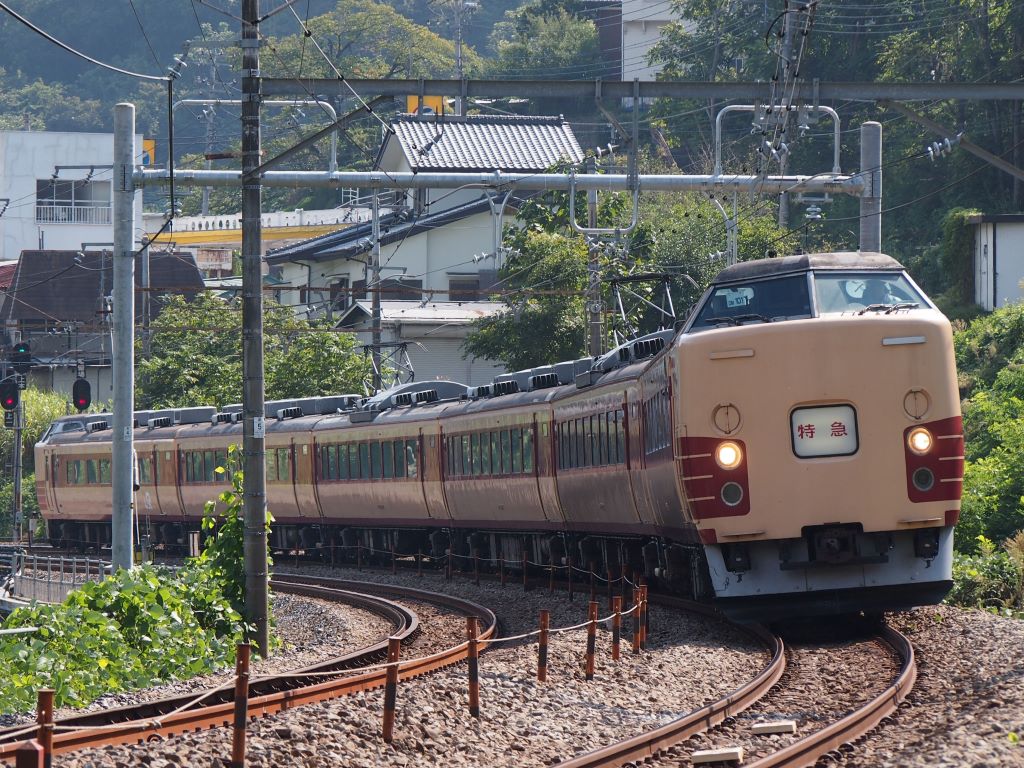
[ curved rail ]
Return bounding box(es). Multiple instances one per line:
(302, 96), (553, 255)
(555, 596), (785, 768)
(745, 624), (916, 768)
(0, 578), (496, 760)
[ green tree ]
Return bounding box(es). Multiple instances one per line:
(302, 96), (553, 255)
(136, 293), (373, 409)
(488, 5), (599, 79)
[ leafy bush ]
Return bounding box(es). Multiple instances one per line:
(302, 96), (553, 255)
(0, 564), (246, 712)
(0, 455), (272, 713)
(947, 535), (1024, 617)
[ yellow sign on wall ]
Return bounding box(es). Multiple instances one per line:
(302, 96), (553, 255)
(142, 139), (157, 166)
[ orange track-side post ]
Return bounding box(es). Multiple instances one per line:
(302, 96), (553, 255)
(611, 596), (622, 661)
(589, 560), (596, 602)
(537, 609), (550, 682)
(14, 740), (43, 768)
(632, 588), (641, 654)
(230, 644), (251, 768)
(36, 688), (53, 768)
(585, 600), (598, 681)
(467, 617), (480, 718)
(382, 637), (401, 743)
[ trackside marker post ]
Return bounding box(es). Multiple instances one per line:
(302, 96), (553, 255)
(467, 617), (480, 718)
(640, 584), (649, 651)
(36, 689), (53, 768)
(14, 740), (43, 768)
(611, 596), (622, 661)
(537, 609), (550, 682)
(632, 588), (641, 654)
(230, 644), (251, 768)
(382, 637), (401, 742)
(585, 600), (598, 680)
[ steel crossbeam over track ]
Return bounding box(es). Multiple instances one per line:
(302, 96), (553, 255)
(133, 168), (864, 196)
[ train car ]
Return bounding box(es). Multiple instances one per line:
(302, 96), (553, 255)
(35, 251), (961, 620)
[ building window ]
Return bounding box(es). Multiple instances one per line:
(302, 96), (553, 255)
(35, 179), (112, 225)
(448, 276), (480, 302)
(329, 278), (349, 312)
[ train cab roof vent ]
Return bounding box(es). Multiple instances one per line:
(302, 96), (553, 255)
(415, 389), (439, 404)
(493, 380), (520, 397)
(87, 420), (109, 433)
(349, 410), (377, 423)
(529, 373), (559, 390)
(212, 412), (234, 425)
(470, 384), (492, 399)
(394, 392), (413, 407)
(147, 416), (173, 429)
(632, 336), (666, 360)
(275, 406), (303, 421)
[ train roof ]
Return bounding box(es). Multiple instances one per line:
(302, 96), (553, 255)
(713, 251), (904, 285)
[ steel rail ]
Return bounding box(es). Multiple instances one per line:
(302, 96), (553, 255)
(555, 596), (785, 768)
(744, 625), (916, 768)
(0, 578), (495, 761)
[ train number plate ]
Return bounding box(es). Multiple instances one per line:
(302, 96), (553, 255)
(790, 405), (858, 458)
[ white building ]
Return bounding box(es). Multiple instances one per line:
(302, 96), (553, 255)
(971, 213), (1024, 310)
(337, 301), (506, 386)
(0, 130), (145, 260)
(621, 0), (685, 81)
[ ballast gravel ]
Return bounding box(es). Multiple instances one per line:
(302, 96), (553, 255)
(35, 568), (1024, 767)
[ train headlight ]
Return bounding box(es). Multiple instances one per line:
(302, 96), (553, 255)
(715, 441), (743, 470)
(907, 427), (933, 455)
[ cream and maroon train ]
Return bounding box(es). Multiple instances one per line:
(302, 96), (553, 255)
(35, 252), (963, 619)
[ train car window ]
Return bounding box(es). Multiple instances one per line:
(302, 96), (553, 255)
(607, 413), (618, 465)
(66, 460), (79, 485)
(349, 443), (360, 479)
(139, 457), (153, 485)
(383, 441), (395, 479)
(216, 450), (227, 472)
(277, 448), (291, 482)
(406, 439), (418, 479)
(359, 443), (370, 479)
(497, 430), (509, 474)
(395, 442), (406, 479)
(203, 450), (216, 481)
(370, 442), (382, 479)
(598, 414), (608, 465)
(470, 433), (481, 476)
(511, 428), (523, 473)
(617, 411), (626, 463)
(491, 432), (501, 475)
(689, 274), (812, 331)
(267, 449), (278, 481)
(523, 427), (534, 473)
(86, 459), (98, 484)
(99, 459), (111, 484)
(813, 272), (925, 314)
(480, 432), (491, 475)
(338, 445), (349, 480)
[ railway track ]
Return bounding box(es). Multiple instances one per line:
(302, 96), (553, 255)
(0, 577), (496, 762)
(558, 614), (915, 768)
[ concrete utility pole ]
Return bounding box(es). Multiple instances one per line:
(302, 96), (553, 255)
(241, 0), (270, 657)
(12, 395), (22, 543)
(585, 157), (602, 358)
(859, 121), (882, 252)
(111, 103), (136, 572)
(777, 5), (795, 230)
(371, 191), (382, 392)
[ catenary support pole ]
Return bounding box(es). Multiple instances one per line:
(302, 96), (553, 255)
(13, 395), (22, 543)
(241, 0), (270, 657)
(371, 191), (382, 392)
(859, 121), (882, 252)
(140, 237), (151, 359)
(111, 103), (136, 572)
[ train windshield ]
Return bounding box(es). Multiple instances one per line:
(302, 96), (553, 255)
(688, 274), (812, 331)
(814, 272), (926, 314)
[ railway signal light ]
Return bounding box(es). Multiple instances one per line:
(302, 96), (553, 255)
(73, 378), (91, 412)
(0, 378), (18, 412)
(10, 341), (30, 375)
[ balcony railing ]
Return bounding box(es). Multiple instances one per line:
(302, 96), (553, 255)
(35, 204), (112, 225)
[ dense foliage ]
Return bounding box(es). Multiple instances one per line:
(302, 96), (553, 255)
(0, 460), (268, 712)
(137, 293), (373, 409)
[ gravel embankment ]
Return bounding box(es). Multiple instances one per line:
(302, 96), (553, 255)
(60, 566), (767, 767)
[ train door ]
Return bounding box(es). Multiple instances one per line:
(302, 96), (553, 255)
(155, 446), (185, 518)
(626, 388), (658, 526)
(291, 438), (319, 519)
(534, 414), (560, 523)
(137, 446), (164, 518)
(424, 424), (450, 520)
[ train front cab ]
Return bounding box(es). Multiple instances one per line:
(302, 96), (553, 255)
(675, 253), (962, 620)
